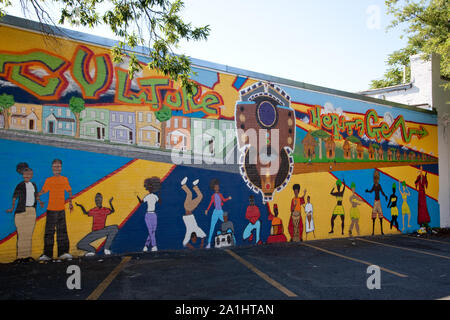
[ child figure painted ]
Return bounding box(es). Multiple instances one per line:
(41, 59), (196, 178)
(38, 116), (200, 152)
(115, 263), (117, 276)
(205, 179), (232, 249)
(137, 177), (161, 252)
(304, 196), (315, 240)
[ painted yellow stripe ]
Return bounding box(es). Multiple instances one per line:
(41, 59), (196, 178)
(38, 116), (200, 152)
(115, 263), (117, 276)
(225, 249), (298, 297)
(401, 235), (450, 245)
(358, 238), (450, 260)
(86, 256), (132, 300)
(301, 242), (408, 278)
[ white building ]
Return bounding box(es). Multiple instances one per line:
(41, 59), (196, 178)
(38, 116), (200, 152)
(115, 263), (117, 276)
(359, 53), (450, 227)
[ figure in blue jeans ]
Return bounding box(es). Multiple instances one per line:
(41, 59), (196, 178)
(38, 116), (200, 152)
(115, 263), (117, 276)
(205, 179), (232, 249)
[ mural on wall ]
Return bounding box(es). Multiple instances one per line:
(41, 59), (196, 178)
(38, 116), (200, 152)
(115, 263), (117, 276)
(235, 82), (296, 203)
(0, 22), (441, 263)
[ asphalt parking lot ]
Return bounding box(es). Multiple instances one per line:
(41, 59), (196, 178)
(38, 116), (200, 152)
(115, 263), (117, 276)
(0, 234), (449, 300)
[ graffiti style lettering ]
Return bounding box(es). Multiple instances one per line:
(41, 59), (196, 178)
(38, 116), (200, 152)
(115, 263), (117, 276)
(0, 50), (69, 100)
(70, 46), (113, 99)
(308, 106), (428, 144)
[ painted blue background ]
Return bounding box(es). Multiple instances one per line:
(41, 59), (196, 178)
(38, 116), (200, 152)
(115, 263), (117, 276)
(0, 139), (132, 239)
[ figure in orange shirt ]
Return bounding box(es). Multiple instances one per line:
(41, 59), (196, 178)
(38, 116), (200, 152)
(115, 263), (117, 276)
(38, 159), (73, 261)
(267, 204), (287, 243)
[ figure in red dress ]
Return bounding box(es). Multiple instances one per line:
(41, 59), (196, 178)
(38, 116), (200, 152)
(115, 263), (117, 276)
(415, 166), (431, 227)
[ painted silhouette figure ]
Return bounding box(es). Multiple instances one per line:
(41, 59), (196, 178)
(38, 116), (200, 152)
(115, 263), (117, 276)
(205, 179), (232, 249)
(75, 193), (118, 256)
(399, 181), (412, 231)
(289, 184), (306, 242)
(243, 195), (262, 245)
(415, 166), (431, 228)
(267, 204), (287, 243)
(348, 182), (362, 237)
(181, 177), (206, 248)
(137, 177), (161, 252)
(6, 163), (43, 263)
(38, 159), (73, 261)
(387, 183), (399, 230)
(329, 179), (345, 235)
(366, 170), (387, 235)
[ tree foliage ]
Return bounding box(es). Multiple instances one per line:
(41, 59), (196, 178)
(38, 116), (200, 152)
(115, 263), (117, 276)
(69, 96), (85, 114)
(0, 0), (210, 94)
(370, 0), (450, 90)
(0, 93), (14, 111)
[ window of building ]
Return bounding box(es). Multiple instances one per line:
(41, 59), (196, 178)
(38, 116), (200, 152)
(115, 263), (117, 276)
(81, 110), (86, 118)
(166, 119), (171, 128)
(90, 127), (95, 134)
(66, 123), (70, 129)
(182, 118), (187, 128)
(66, 109), (70, 117)
(128, 115), (132, 124)
(112, 114), (116, 122)
(58, 109), (62, 116)
(100, 112), (105, 120)
(119, 114), (124, 123)
(91, 111), (95, 118)
(11, 106), (16, 113)
(21, 107), (26, 114)
(147, 132), (151, 139)
(138, 112), (143, 122)
(174, 118), (178, 128)
(58, 122), (62, 129)
(147, 113), (152, 123)
(21, 119), (25, 124)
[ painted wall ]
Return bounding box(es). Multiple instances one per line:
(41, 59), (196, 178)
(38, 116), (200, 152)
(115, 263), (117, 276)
(0, 20), (441, 263)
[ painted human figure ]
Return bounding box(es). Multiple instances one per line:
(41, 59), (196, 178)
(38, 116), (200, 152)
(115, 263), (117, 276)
(38, 159), (73, 261)
(365, 170), (387, 235)
(205, 179), (232, 249)
(243, 195), (262, 245)
(329, 179), (345, 235)
(415, 166), (431, 228)
(399, 181), (412, 231)
(186, 232), (204, 250)
(304, 196), (315, 240)
(75, 193), (118, 256)
(387, 183), (399, 230)
(181, 177), (206, 248)
(137, 177), (161, 252)
(6, 163), (43, 263)
(289, 184), (306, 242)
(348, 182), (362, 237)
(219, 211), (235, 246)
(267, 204), (287, 243)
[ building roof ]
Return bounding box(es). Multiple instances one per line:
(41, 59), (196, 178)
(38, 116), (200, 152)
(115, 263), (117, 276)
(357, 83), (413, 95)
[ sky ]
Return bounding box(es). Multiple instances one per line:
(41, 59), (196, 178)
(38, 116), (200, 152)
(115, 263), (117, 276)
(4, 0), (410, 93)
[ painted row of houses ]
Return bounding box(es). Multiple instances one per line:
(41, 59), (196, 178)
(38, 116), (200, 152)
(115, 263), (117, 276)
(0, 104), (236, 155)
